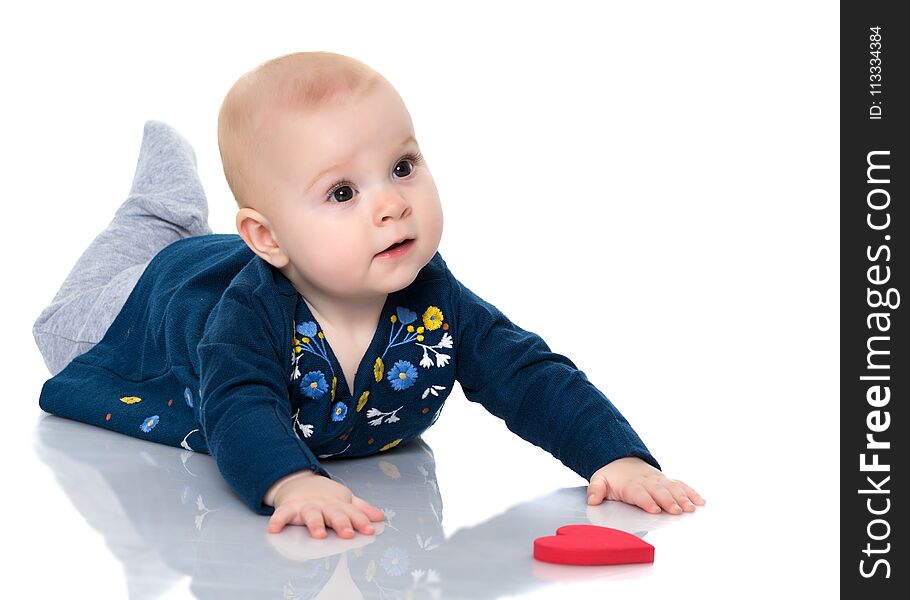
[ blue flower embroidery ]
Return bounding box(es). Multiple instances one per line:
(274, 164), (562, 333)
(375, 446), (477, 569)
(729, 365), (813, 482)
(396, 306), (418, 325)
(297, 321), (318, 338)
(184, 387), (193, 407)
(331, 401), (348, 422)
(387, 360), (418, 391)
(140, 415), (160, 433)
(300, 370), (329, 399)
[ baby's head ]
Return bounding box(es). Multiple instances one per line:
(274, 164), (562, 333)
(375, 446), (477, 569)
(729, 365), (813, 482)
(217, 51), (443, 302)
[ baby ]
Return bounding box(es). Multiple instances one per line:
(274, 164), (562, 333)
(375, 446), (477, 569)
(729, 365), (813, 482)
(34, 51), (704, 540)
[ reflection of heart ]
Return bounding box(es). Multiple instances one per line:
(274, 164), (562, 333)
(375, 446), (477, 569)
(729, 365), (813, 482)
(533, 524), (655, 565)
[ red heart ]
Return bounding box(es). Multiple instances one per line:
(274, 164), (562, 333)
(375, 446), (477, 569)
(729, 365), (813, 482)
(533, 524), (655, 565)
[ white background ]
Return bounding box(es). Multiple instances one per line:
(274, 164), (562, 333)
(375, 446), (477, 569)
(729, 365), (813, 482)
(1, 1), (838, 597)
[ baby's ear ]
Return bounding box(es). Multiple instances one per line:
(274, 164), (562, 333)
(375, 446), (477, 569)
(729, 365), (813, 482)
(236, 208), (289, 268)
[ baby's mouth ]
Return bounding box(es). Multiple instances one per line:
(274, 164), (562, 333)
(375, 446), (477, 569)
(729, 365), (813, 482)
(376, 237), (416, 257)
(386, 239), (409, 251)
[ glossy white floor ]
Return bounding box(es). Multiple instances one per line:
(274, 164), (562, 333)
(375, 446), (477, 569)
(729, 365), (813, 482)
(13, 357), (839, 599)
(4, 2), (839, 597)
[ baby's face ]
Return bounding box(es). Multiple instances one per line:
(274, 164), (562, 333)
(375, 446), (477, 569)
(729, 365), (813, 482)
(252, 81), (443, 300)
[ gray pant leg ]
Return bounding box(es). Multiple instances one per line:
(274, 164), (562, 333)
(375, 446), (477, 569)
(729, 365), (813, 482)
(33, 120), (213, 376)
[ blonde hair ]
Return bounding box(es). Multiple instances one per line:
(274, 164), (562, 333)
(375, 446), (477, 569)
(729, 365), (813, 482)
(217, 51), (385, 210)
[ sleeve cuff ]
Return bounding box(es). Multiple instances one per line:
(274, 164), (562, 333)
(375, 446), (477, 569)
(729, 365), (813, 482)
(208, 408), (332, 515)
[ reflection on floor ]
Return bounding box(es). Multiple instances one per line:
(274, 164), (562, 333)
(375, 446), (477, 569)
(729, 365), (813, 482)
(35, 415), (682, 599)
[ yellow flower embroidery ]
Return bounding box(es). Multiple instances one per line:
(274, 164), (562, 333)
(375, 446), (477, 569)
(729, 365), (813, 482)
(407, 325), (414, 332)
(318, 332), (325, 339)
(357, 391), (370, 412)
(120, 396), (142, 404)
(331, 376), (337, 401)
(379, 439), (402, 452)
(373, 357), (384, 382)
(423, 306), (444, 330)
(390, 314), (398, 323)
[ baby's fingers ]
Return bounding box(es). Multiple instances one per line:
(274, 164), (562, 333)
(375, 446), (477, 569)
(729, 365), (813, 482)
(338, 504), (377, 536)
(267, 504), (301, 534)
(622, 484), (662, 514)
(664, 480), (704, 512)
(304, 509), (329, 539)
(645, 482), (685, 514)
(679, 481), (706, 506)
(352, 495), (386, 523)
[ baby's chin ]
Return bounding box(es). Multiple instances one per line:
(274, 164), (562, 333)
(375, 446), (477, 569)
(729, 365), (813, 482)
(378, 263), (423, 294)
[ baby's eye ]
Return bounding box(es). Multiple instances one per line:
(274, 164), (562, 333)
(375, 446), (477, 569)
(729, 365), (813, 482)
(328, 184), (355, 203)
(394, 152), (423, 179)
(393, 157), (415, 178)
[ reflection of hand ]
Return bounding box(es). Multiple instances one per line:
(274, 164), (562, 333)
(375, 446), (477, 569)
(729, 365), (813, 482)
(268, 524), (382, 562)
(586, 456), (706, 514)
(265, 469), (386, 538)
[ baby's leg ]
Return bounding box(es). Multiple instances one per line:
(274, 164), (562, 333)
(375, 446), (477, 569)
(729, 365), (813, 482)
(33, 120), (213, 376)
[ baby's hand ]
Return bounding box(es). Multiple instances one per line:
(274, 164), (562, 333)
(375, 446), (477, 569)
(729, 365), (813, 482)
(587, 456), (705, 514)
(265, 470), (386, 538)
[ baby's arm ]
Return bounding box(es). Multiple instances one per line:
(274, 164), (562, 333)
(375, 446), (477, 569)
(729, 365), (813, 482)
(196, 280), (383, 529)
(587, 456), (705, 513)
(447, 269), (705, 514)
(263, 469), (386, 537)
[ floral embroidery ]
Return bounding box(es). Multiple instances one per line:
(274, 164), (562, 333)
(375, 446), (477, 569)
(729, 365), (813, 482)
(357, 391), (370, 412)
(375, 305), (450, 384)
(300, 370), (329, 399)
(421, 384), (447, 399)
(380, 438), (402, 452)
(366, 405), (403, 426)
(292, 407), (314, 439)
(120, 396), (141, 404)
(417, 332), (452, 369)
(290, 319), (336, 384)
(289, 299), (455, 453)
(379, 307), (419, 360)
(139, 415), (159, 433)
(387, 360), (418, 391)
(332, 401), (348, 422)
(184, 387), (194, 407)
(422, 306), (443, 331)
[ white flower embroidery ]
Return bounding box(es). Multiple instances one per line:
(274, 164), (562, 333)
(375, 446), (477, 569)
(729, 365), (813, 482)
(366, 406), (403, 426)
(417, 332), (452, 369)
(421, 385), (446, 400)
(291, 408), (314, 438)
